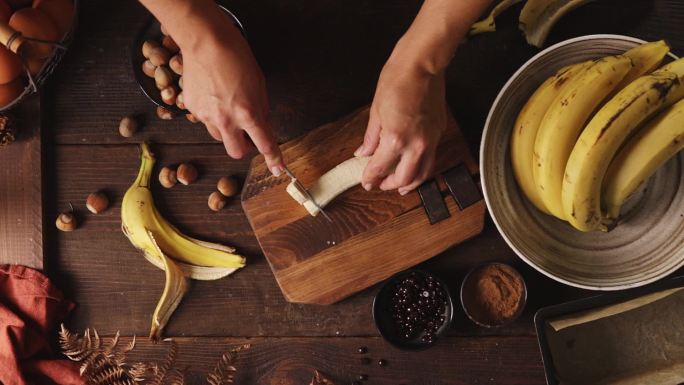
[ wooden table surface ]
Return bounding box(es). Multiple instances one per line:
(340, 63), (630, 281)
(32, 0), (684, 383)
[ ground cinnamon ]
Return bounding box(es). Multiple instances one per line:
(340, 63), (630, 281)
(462, 263), (525, 325)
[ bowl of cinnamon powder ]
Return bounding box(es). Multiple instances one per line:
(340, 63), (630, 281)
(460, 263), (527, 327)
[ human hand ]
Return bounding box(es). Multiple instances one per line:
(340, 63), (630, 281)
(179, 12), (284, 175)
(356, 59), (447, 195)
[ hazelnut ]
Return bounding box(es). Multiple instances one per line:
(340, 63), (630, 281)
(148, 46), (171, 66)
(178, 76), (183, 89)
(56, 212), (77, 232)
(176, 92), (185, 110)
(217, 176), (239, 197)
(176, 163), (198, 185)
(156, 106), (175, 120)
(160, 86), (177, 105)
(142, 60), (156, 78)
(208, 191), (226, 211)
(86, 192), (109, 214)
(119, 115), (138, 138)
(162, 35), (179, 54)
(142, 40), (159, 59)
(169, 54), (183, 75)
(158, 166), (177, 188)
(185, 113), (198, 123)
(154, 66), (173, 90)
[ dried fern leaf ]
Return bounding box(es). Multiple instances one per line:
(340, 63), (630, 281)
(207, 344), (250, 385)
(149, 339), (178, 385)
(89, 365), (126, 385)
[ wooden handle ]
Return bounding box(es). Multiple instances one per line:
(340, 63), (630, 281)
(0, 23), (25, 56)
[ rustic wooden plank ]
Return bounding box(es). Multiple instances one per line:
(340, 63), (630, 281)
(0, 95), (43, 269)
(67, 335), (546, 385)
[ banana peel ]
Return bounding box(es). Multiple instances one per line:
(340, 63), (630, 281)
(469, 0), (525, 36)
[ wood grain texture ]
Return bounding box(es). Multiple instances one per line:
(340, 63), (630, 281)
(0, 95), (43, 269)
(87, 335), (546, 385)
(243, 107), (484, 304)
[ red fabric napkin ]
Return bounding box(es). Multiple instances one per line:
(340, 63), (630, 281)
(0, 264), (83, 385)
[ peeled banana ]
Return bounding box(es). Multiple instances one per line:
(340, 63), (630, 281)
(602, 99), (684, 221)
(470, 0), (525, 36)
(121, 143), (246, 339)
(519, 0), (595, 47)
(532, 55), (632, 219)
(562, 58), (684, 231)
(510, 62), (588, 214)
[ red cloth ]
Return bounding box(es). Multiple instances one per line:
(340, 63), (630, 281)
(0, 264), (83, 385)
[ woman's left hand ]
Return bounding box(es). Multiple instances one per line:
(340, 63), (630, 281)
(355, 58), (447, 195)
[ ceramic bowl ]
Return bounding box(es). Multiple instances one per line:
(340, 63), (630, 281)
(480, 34), (684, 291)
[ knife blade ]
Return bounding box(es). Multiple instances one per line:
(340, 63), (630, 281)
(283, 167), (333, 223)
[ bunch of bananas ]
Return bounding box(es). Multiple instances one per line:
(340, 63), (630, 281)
(121, 143), (246, 340)
(511, 41), (684, 232)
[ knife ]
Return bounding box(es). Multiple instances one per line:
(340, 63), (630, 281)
(283, 167), (334, 223)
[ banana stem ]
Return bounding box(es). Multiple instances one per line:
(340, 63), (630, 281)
(136, 143), (156, 189)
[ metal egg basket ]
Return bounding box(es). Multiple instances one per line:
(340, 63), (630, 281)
(0, 0), (79, 112)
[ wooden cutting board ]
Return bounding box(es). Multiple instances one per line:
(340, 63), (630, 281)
(242, 107), (485, 304)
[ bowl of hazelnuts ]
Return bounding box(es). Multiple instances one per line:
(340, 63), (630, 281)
(131, 5), (244, 122)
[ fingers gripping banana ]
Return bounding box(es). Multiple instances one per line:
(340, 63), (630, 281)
(511, 62), (588, 213)
(533, 56), (633, 219)
(121, 143), (246, 272)
(562, 58), (684, 231)
(603, 99), (684, 221)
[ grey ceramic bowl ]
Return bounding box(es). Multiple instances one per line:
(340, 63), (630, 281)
(480, 34), (684, 291)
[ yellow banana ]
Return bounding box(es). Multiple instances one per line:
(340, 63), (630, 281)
(618, 40), (670, 90)
(603, 98), (684, 221)
(121, 143), (246, 273)
(148, 231), (188, 341)
(533, 55), (632, 219)
(562, 58), (684, 231)
(510, 61), (589, 213)
(470, 0), (524, 35)
(519, 0), (595, 47)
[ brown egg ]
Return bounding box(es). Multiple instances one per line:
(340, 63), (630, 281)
(0, 0), (11, 22)
(0, 45), (22, 83)
(0, 77), (24, 107)
(33, 0), (73, 36)
(9, 8), (60, 59)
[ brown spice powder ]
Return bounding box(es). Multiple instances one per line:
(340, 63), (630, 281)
(463, 264), (525, 325)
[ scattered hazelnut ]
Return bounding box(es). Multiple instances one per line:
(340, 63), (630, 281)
(176, 163), (198, 185)
(56, 212), (77, 232)
(169, 54), (183, 75)
(86, 192), (109, 214)
(208, 191), (226, 211)
(156, 106), (175, 120)
(119, 115), (138, 138)
(158, 166), (177, 188)
(148, 46), (171, 66)
(162, 35), (179, 54)
(176, 92), (185, 110)
(142, 60), (156, 78)
(154, 66), (173, 90)
(217, 176), (239, 197)
(185, 113), (198, 123)
(160, 86), (177, 105)
(142, 40), (159, 59)
(178, 76), (183, 89)
(160, 23), (168, 36)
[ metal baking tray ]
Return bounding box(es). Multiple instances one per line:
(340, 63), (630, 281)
(534, 274), (684, 385)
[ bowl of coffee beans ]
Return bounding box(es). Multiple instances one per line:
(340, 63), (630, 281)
(373, 269), (453, 350)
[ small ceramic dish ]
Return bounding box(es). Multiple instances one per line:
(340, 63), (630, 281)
(131, 5), (245, 114)
(460, 262), (527, 328)
(373, 269), (454, 350)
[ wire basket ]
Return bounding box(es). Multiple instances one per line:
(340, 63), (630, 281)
(0, 0), (79, 112)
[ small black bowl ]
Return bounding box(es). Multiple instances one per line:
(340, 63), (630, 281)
(131, 5), (245, 114)
(373, 269), (454, 350)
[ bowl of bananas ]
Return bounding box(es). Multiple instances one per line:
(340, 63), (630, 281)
(481, 34), (684, 290)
